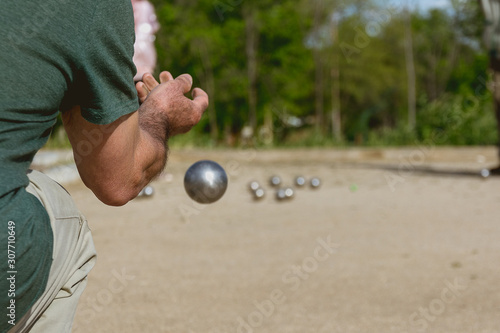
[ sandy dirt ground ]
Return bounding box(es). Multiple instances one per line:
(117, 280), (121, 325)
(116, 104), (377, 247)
(62, 147), (500, 333)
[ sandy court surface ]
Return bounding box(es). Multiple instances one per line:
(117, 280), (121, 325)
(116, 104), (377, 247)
(63, 147), (500, 333)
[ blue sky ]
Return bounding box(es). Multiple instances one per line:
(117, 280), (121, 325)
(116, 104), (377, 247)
(417, 0), (450, 11)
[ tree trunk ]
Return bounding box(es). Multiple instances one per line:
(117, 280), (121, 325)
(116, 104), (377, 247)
(404, 3), (417, 131)
(331, 17), (341, 141)
(331, 68), (341, 140)
(313, 0), (324, 134)
(198, 42), (218, 141)
(494, 72), (500, 158)
(244, 5), (258, 134)
(314, 50), (324, 134)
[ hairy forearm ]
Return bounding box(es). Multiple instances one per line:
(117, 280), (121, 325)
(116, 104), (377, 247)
(134, 102), (172, 186)
(138, 98), (171, 144)
(99, 106), (172, 205)
(64, 72), (208, 206)
(63, 106), (169, 206)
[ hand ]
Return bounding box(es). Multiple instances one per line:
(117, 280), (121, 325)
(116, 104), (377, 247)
(136, 73), (162, 104)
(137, 71), (209, 137)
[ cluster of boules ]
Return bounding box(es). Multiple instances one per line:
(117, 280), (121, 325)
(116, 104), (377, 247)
(248, 175), (321, 202)
(248, 181), (266, 201)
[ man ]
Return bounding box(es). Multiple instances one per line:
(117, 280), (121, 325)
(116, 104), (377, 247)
(132, 0), (160, 82)
(0, 1), (208, 332)
(479, 0), (500, 174)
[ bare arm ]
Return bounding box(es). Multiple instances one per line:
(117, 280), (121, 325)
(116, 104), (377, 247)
(62, 72), (209, 206)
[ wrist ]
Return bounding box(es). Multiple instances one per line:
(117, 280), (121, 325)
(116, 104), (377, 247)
(138, 102), (169, 144)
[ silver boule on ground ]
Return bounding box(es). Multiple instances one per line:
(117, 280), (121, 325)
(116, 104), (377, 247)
(269, 175), (281, 187)
(284, 187), (295, 199)
(248, 181), (260, 192)
(481, 169), (490, 178)
(184, 160), (228, 204)
(137, 185), (154, 198)
(275, 188), (287, 201)
(310, 177), (321, 189)
(295, 176), (306, 187)
(253, 188), (266, 200)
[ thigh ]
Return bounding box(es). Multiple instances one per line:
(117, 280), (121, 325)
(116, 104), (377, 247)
(9, 171), (97, 333)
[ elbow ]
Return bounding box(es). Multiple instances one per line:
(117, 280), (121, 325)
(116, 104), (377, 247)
(96, 191), (134, 207)
(84, 176), (143, 207)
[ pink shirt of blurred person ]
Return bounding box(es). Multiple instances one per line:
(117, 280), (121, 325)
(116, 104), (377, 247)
(132, 0), (160, 81)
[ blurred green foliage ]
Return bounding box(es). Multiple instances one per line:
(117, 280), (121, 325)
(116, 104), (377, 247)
(48, 0), (498, 148)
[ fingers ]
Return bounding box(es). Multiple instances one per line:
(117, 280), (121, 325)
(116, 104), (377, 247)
(174, 74), (193, 94)
(159, 71), (174, 83)
(191, 88), (209, 113)
(142, 73), (160, 92)
(135, 81), (149, 104)
(137, 73), (161, 104)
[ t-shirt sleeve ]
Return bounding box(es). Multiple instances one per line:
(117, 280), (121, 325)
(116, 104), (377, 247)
(73, 0), (139, 125)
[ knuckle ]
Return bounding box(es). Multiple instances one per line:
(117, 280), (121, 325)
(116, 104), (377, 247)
(190, 112), (201, 126)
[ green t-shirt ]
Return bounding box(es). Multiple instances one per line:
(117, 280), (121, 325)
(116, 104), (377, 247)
(0, 0), (139, 331)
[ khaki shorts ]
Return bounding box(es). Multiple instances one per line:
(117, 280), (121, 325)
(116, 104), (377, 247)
(9, 170), (96, 333)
